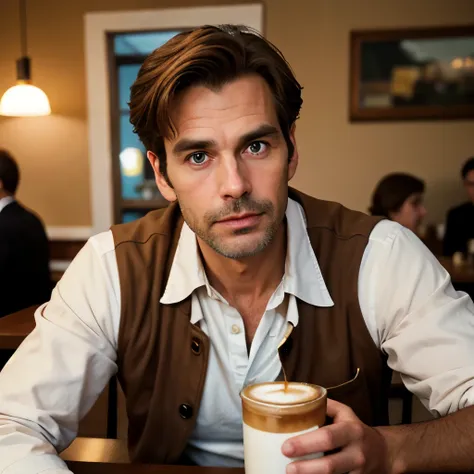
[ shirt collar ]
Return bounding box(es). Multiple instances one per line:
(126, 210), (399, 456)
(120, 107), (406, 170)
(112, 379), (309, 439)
(0, 196), (15, 214)
(160, 197), (334, 314)
(283, 198), (334, 307)
(159, 222), (212, 306)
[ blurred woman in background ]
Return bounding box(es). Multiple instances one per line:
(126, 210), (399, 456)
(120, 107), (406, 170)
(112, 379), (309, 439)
(369, 173), (426, 234)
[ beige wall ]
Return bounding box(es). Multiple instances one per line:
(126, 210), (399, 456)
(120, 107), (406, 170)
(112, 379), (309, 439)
(0, 0), (473, 227)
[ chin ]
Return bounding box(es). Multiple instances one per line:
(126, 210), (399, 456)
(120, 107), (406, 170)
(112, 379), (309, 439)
(211, 235), (271, 260)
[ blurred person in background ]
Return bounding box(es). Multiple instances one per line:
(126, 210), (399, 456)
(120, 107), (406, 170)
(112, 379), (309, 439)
(443, 157), (474, 257)
(0, 150), (51, 318)
(369, 172), (426, 234)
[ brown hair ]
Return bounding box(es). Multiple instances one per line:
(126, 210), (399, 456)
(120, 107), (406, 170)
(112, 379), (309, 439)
(0, 149), (20, 195)
(129, 24), (303, 183)
(369, 173), (425, 218)
(461, 156), (474, 180)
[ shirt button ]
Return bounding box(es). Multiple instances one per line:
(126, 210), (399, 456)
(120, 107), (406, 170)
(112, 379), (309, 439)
(231, 324), (241, 334)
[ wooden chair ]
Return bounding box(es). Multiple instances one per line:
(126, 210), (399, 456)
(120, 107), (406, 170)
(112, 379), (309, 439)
(389, 372), (413, 425)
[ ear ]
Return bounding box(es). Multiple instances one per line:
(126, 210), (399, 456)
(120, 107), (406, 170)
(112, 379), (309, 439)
(287, 124), (299, 181)
(146, 151), (177, 202)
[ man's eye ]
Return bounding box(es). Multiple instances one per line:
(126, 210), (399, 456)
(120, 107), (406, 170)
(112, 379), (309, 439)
(247, 141), (267, 155)
(189, 152), (208, 165)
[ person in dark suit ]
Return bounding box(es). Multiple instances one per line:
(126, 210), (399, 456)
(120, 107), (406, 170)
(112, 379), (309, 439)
(0, 150), (51, 318)
(443, 157), (474, 257)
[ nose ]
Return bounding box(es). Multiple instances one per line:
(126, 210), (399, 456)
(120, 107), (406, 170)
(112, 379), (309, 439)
(217, 156), (252, 200)
(419, 205), (427, 217)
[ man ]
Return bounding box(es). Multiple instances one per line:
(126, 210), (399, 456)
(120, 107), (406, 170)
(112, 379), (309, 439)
(443, 156), (474, 256)
(0, 25), (474, 474)
(0, 150), (51, 318)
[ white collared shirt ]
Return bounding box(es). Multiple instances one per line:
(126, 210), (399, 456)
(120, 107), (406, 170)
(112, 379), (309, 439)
(161, 199), (333, 466)
(0, 196), (15, 214)
(1, 198), (474, 473)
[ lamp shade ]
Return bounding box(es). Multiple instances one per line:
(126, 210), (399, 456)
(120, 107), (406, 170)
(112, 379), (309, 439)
(0, 81), (51, 117)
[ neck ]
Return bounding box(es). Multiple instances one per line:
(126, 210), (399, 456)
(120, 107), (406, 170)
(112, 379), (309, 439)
(198, 223), (286, 304)
(0, 191), (10, 200)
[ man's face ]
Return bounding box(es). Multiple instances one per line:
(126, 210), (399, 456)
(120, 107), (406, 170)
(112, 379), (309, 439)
(464, 170), (474, 203)
(149, 75), (298, 259)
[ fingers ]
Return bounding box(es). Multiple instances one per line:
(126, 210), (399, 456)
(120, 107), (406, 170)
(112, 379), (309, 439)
(282, 422), (364, 458)
(326, 398), (357, 421)
(286, 445), (366, 474)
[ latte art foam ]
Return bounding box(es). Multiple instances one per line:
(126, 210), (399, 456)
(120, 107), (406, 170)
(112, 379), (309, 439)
(246, 382), (320, 405)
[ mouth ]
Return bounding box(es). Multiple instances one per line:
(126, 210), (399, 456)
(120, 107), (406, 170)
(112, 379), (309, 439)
(218, 212), (260, 222)
(216, 212), (263, 228)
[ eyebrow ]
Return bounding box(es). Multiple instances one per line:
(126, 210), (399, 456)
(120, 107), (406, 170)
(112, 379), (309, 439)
(172, 138), (216, 155)
(172, 124), (280, 155)
(238, 124), (280, 148)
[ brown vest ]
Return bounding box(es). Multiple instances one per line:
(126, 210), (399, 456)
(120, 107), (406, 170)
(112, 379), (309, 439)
(112, 188), (390, 465)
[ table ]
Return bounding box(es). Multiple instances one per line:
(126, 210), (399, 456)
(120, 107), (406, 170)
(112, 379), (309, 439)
(63, 462), (468, 474)
(438, 256), (474, 284)
(0, 306), (118, 438)
(61, 438), (129, 463)
(59, 440), (468, 474)
(0, 305), (37, 350)
(66, 464), (242, 474)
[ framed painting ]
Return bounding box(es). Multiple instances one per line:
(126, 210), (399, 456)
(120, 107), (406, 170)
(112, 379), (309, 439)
(349, 25), (474, 121)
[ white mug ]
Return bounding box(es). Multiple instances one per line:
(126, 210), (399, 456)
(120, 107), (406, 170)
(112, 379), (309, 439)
(241, 381), (327, 474)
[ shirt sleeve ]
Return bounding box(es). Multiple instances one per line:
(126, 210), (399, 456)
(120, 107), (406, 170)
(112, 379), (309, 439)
(0, 231), (120, 473)
(359, 220), (474, 417)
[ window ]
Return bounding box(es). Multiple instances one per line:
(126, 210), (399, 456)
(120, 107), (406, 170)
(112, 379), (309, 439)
(111, 31), (182, 223)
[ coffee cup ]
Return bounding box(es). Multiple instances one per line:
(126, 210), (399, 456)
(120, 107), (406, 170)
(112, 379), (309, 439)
(240, 381), (327, 474)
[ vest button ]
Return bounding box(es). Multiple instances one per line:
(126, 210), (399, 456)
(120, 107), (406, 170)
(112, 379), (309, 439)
(179, 403), (193, 419)
(191, 337), (202, 355)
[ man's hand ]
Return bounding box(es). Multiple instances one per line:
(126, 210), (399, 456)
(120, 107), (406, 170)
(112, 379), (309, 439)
(281, 399), (393, 474)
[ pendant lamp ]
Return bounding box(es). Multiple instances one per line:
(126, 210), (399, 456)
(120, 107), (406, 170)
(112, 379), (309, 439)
(0, 0), (51, 117)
